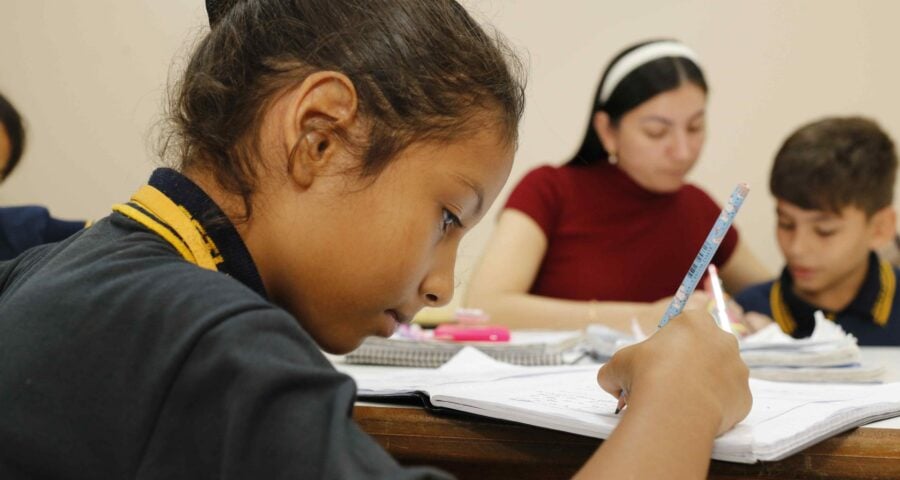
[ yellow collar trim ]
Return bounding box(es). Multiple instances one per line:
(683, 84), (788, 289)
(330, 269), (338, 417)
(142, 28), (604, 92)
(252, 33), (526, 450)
(112, 185), (223, 271)
(872, 258), (895, 327)
(770, 258), (894, 330)
(770, 280), (797, 334)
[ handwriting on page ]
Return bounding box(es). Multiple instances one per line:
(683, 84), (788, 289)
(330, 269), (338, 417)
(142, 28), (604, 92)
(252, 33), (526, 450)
(509, 387), (619, 416)
(435, 368), (620, 419)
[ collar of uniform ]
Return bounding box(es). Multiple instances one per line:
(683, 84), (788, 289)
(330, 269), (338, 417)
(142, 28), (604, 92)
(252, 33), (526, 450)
(147, 168), (267, 299)
(776, 252), (888, 336)
(843, 252), (894, 324)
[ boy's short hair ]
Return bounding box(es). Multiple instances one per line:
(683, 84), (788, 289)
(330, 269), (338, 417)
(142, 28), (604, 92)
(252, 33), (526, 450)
(770, 116), (897, 216)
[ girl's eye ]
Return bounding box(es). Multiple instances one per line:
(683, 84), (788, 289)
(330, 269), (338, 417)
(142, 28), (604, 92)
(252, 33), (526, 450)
(815, 228), (837, 237)
(644, 129), (666, 139)
(441, 209), (463, 235)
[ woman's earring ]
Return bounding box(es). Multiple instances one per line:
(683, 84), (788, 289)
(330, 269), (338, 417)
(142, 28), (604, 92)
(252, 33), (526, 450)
(608, 152), (618, 165)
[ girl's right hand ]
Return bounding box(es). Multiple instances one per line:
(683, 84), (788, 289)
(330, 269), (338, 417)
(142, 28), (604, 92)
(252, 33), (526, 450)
(597, 309), (752, 436)
(635, 292), (713, 334)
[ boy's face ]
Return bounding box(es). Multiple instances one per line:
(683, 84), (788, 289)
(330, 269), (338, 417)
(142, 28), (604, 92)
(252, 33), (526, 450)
(775, 199), (887, 298)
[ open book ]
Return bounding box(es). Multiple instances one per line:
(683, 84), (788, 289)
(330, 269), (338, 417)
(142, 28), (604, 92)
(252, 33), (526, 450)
(352, 348), (900, 464)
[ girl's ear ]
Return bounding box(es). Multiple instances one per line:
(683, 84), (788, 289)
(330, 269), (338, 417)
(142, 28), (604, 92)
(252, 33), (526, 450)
(592, 111), (618, 157)
(868, 205), (897, 250)
(283, 71), (359, 189)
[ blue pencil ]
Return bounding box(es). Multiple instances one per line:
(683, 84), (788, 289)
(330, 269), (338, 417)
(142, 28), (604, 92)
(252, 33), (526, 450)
(657, 183), (750, 328)
(616, 183), (750, 416)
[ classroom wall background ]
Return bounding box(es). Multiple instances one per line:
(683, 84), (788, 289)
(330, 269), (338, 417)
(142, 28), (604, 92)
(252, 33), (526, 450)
(2, 0), (899, 310)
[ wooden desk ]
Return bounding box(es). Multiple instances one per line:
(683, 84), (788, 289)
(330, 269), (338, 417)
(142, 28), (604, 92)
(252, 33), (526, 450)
(343, 348), (900, 479)
(355, 404), (900, 480)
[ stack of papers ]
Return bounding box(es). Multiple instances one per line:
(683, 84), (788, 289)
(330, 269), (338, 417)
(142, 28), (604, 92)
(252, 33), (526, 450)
(585, 316), (884, 382)
(738, 318), (883, 382)
(353, 348), (900, 464)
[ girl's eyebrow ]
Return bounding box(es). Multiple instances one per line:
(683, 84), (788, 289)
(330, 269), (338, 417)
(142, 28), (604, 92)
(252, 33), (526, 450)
(451, 172), (484, 215)
(639, 109), (706, 126)
(639, 116), (673, 126)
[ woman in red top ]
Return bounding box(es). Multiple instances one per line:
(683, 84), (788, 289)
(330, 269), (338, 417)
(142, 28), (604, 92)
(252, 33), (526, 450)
(467, 39), (770, 332)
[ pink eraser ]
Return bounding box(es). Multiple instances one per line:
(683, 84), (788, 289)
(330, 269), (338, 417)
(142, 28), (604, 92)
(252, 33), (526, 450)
(434, 324), (510, 342)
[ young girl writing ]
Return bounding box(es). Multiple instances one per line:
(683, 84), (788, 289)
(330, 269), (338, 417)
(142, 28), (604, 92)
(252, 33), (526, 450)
(0, 2), (750, 478)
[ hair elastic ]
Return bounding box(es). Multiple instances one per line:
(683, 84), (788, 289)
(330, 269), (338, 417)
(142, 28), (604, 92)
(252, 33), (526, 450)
(599, 41), (700, 104)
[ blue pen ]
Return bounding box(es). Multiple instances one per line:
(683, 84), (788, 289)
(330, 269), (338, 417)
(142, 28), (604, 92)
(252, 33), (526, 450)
(658, 183), (750, 328)
(616, 183), (749, 416)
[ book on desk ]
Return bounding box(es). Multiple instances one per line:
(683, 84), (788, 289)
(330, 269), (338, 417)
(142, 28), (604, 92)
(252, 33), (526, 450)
(350, 347), (900, 464)
(345, 329), (583, 368)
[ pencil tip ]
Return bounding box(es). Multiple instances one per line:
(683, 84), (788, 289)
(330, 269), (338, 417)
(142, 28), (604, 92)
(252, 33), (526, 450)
(614, 407), (621, 415)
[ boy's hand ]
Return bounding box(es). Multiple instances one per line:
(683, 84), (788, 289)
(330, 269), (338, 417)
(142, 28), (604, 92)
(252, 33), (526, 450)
(597, 310), (752, 436)
(740, 311), (775, 334)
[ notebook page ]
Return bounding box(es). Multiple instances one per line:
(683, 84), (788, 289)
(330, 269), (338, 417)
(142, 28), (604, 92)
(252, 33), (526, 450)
(419, 353), (900, 463)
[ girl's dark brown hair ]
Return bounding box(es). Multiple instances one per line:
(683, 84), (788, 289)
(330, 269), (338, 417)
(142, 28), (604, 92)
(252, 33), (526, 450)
(164, 0), (525, 219)
(570, 39), (707, 166)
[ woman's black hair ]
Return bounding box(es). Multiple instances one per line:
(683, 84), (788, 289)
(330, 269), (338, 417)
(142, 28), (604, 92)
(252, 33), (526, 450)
(0, 92), (26, 181)
(164, 0), (526, 221)
(570, 39), (707, 166)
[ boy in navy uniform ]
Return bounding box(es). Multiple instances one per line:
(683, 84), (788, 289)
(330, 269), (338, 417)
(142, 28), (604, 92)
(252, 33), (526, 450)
(737, 117), (900, 345)
(0, 92), (86, 260)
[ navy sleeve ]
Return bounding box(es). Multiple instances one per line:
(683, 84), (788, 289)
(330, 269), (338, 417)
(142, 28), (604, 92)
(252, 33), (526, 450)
(136, 308), (452, 480)
(0, 206), (85, 260)
(735, 281), (774, 316)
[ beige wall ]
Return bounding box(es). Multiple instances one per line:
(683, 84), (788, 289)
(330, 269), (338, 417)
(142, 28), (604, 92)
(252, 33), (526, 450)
(2, 1), (899, 306)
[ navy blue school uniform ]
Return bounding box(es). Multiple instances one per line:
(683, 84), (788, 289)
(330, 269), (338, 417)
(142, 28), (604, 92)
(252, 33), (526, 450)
(0, 205), (86, 260)
(736, 252), (900, 346)
(0, 168), (450, 479)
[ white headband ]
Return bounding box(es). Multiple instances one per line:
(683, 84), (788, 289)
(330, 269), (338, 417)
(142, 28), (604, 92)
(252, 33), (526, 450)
(599, 41), (700, 104)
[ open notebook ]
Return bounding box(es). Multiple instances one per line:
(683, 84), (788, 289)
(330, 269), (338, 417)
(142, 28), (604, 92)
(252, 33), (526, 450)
(353, 348), (900, 464)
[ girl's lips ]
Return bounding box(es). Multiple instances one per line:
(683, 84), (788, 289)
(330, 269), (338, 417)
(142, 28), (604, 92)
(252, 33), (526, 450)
(376, 310), (400, 338)
(377, 309), (414, 338)
(386, 309), (412, 324)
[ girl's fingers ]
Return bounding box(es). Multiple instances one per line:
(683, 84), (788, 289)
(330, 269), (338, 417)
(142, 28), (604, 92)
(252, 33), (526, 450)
(597, 344), (635, 398)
